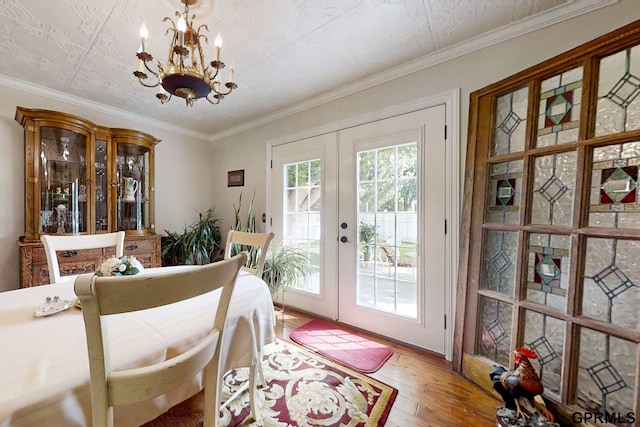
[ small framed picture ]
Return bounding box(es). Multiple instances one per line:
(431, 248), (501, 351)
(227, 169), (244, 187)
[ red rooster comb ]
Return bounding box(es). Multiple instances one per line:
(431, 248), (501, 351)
(515, 347), (537, 359)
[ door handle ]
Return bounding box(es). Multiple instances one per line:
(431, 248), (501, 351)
(339, 236), (349, 243)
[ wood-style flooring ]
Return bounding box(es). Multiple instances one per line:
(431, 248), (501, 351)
(276, 308), (501, 427)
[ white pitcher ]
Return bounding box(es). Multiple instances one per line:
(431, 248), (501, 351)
(123, 177), (139, 202)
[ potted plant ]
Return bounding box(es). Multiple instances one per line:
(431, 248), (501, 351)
(161, 208), (222, 266)
(262, 246), (310, 301)
(359, 220), (377, 261)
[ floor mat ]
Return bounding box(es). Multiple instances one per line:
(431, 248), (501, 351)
(290, 319), (393, 373)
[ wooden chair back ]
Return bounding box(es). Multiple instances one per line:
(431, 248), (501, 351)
(74, 252), (247, 427)
(224, 230), (274, 277)
(41, 231), (126, 284)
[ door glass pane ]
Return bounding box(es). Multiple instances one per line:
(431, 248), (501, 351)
(356, 143), (417, 318)
(577, 327), (636, 419)
(589, 141), (640, 228)
(283, 159), (321, 294)
(487, 159), (523, 224)
(117, 143), (150, 231)
(493, 86), (528, 155)
(537, 67), (582, 147)
(582, 237), (640, 331)
(526, 233), (570, 312)
(39, 127), (87, 234)
(596, 45), (640, 136)
(95, 139), (108, 231)
(477, 296), (512, 367)
(523, 311), (565, 395)
(531, 151), (576, 226)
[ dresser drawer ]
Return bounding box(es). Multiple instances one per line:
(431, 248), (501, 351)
(123, 237), (157, 254)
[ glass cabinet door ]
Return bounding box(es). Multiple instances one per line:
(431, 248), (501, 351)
(39, 127), (89, 234)
(94, 138), (108, 232)
(116, 142), (151, 232)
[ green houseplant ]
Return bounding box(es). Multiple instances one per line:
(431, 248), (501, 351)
(161, 208), (222, 266)
(359, 220), (377, 261)
(262, 246), (310, 300)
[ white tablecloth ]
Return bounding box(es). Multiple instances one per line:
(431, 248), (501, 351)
(0, 267), (275, 427)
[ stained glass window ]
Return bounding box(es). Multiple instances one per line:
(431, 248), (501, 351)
(493, 87), (528, 155)
(480, 230), (518, 297)
(582, 238), (640, 331)
(589, 141), (640, 228)
(596, 45), (640, 136)
(577, 328), (636, 418)
(463, 24), (640, 422)
(531, 152), (576, 226)
(487, 160), (523, 224)
(478, 296), (512, 367)
(537, 67), (583, 147)
(523, 312), (564, 395)
(526, 233), (570, 312)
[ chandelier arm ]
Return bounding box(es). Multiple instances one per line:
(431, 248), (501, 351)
(137, 77), (161, 88)
(211, 83), (236, 96)
(205, 93), (222, 105)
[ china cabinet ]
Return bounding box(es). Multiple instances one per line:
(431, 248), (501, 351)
(16, 107), (162, 287)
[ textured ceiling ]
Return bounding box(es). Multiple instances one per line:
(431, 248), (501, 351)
(0, 0), (610, 139)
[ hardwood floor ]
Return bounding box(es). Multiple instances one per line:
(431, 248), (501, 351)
(276, 308), (501, 427)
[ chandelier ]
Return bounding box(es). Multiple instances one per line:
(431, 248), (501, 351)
(133, 0), (236, 106)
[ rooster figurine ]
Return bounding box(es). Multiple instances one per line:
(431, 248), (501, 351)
(490, 347), (555, 423)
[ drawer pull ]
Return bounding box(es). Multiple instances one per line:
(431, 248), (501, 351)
(126, 244), (138, 250)
(60, 250), (78, 257)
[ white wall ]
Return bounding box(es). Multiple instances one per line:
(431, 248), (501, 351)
(211, 1), (639, 232)
(0, 86), (215, 291)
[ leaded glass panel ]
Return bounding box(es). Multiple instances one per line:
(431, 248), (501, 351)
(531, 151), (576, 226)
(526, 233), (570, 312)
(478, 296), (512, 367)
(596, 45), (640, 136)
(582, 238), (640, 331)
(493, 87), (528, 155)
(480, 230), (518, 297)
(577, 328), (636, 419)
(537, 67), (582, 147)
(487, 160), (523, 224)
(523, 312), (565, 395)
(589, 141), (640, 228)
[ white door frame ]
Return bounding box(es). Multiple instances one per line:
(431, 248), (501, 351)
(265, 89), (460, 361)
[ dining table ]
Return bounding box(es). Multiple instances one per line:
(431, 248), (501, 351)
(0, 266), (276, 427)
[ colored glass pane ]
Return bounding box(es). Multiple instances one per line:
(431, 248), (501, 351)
(536, 67), (582, 147)
(487, 160), (523, 224)
(526, 233), (570, 312)
(589, 141), (640, 228)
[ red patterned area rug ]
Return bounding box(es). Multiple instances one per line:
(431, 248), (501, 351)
(145, 339), (397, 427)
(290, 320), (394, 373)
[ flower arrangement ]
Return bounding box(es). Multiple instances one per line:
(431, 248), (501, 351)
(95, 256), (143, 277)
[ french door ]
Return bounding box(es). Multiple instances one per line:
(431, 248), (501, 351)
(271, 106), (447, 353)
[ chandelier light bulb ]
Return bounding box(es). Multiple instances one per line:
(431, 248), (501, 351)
(139, 22), (148, 52)
(177, 15), (187, 33)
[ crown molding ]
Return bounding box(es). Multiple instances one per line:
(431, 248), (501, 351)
(0, 74), (211, 141)
(210, 0), (618, 142)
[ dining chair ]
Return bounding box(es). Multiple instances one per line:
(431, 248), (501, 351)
(222, 230), (274, 415)
(75, 252), (247, 427)
(41, 231), (126, 284)
(223, 230), (275, 277)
